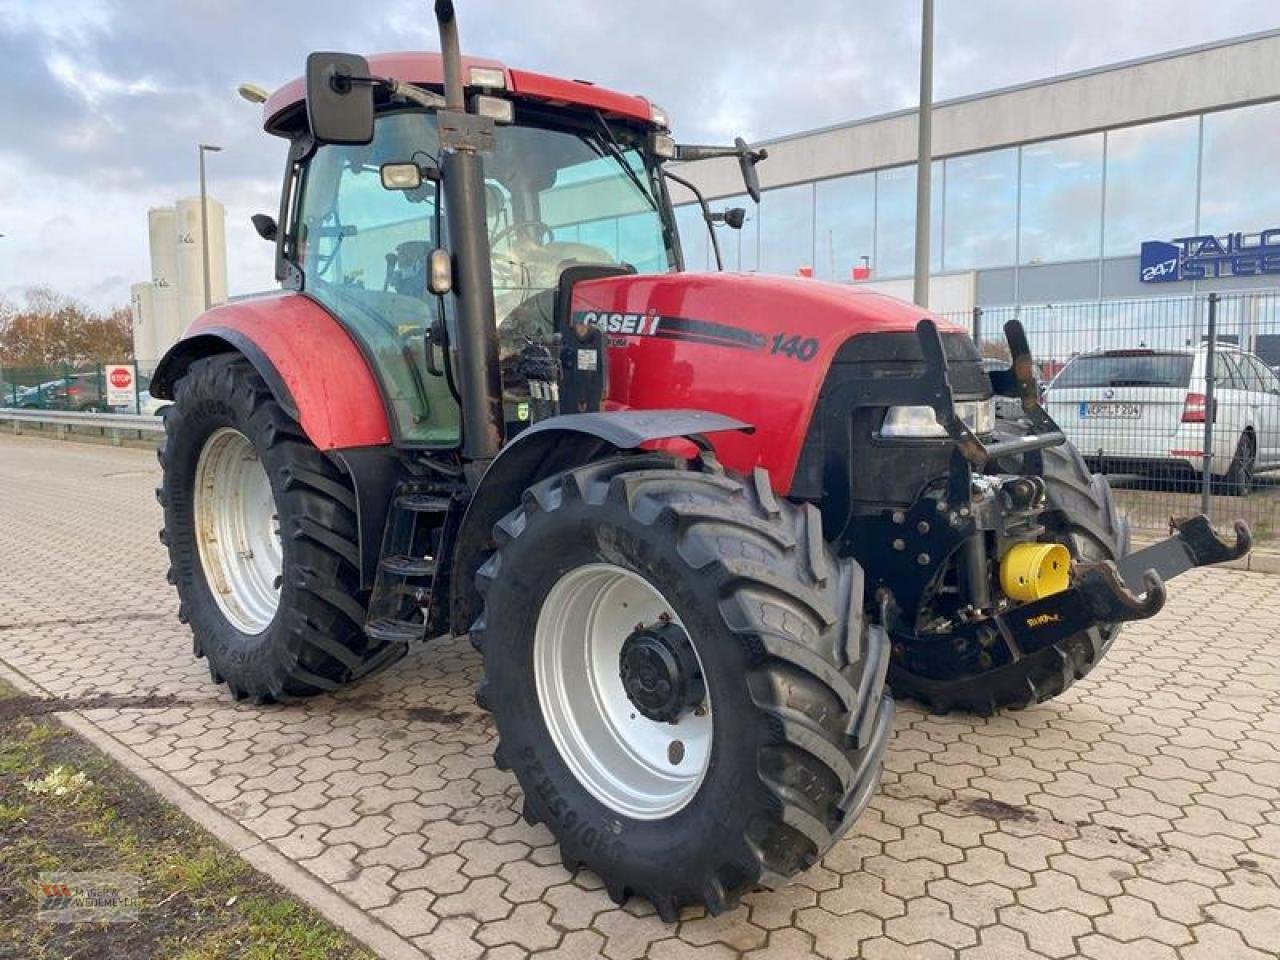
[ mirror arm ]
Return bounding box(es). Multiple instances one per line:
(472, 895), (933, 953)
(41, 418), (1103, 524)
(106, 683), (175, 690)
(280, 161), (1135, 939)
(662, 168), (724, 271)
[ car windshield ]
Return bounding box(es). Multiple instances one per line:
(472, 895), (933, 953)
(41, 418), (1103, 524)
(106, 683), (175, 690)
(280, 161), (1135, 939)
(1052, 352), (1193, 389)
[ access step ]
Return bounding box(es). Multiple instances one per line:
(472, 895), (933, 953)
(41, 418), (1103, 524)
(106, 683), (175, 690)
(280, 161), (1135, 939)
(380, 554), (436, 578)
(365, 618), (426, 645)
(396, 493), (452, 514)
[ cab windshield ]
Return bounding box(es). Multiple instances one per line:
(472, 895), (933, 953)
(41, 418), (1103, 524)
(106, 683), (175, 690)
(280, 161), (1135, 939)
(295, 109), (675, 447)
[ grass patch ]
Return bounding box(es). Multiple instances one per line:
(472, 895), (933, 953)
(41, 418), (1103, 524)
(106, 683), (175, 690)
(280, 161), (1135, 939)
(0, 680), (375, 960)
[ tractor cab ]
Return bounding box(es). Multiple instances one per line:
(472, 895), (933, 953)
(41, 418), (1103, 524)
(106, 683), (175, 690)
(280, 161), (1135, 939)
(258, 52), (682, 448)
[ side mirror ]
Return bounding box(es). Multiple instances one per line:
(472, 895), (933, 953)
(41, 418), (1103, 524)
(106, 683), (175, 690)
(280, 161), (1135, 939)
(305, 51), (374, 145)
(251, 213), (278, 241)
(722, 207), (746, 230)
(735, 137), (766, 203)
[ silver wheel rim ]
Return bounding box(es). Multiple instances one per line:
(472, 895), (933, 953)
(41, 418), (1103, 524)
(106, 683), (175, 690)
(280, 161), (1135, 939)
(534, 563), (712, 819)
(193, 428), (282, 635)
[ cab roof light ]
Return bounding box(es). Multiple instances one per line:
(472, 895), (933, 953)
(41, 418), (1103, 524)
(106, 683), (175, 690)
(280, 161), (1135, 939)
(468, 66), (506, 90)
(649, 102), (670, 129)
(472, 94), (514, 124)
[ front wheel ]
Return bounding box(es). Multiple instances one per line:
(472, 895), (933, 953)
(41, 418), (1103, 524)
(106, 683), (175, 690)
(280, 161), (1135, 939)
(471, 456), (892, 920)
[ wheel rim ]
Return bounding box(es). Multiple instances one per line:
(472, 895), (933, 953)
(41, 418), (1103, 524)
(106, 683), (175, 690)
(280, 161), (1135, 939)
(534, 563), (713, 819)
(193, 428), (282, 634)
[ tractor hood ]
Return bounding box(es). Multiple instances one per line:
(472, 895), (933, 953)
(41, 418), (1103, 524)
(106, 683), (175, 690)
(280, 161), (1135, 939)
(572, 271), (970, 494)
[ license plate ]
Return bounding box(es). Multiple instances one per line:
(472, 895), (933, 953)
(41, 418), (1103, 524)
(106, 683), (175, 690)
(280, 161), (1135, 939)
(1079, 401), (1142, 419)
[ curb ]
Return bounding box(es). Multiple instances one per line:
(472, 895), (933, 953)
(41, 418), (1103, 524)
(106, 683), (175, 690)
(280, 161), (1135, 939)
(0, 657), (429, 960)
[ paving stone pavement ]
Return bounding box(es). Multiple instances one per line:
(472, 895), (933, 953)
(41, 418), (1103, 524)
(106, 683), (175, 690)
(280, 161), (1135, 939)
(2, 432), (1279, 960)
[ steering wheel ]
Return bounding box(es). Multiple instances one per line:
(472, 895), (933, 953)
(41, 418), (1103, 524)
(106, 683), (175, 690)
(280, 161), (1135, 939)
(490, 219), (554, 249)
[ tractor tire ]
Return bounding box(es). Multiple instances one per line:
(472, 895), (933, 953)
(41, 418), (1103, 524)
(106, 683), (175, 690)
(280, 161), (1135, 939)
(471, 454), (893, 921)
(888, 430), (1130, 715)
(158, 354), (406, 702)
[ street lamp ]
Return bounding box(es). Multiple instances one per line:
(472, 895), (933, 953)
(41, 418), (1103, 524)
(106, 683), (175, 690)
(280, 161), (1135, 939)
(198, 143), (222, 311)
(912, 0), (935, 308)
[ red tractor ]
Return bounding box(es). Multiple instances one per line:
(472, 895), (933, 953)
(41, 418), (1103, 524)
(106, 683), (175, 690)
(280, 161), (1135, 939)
(152, 2), (1250, 919)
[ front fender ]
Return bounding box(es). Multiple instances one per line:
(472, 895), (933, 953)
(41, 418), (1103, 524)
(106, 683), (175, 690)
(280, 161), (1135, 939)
(150, 293), (391, 451)
(448, 409), (751, 635)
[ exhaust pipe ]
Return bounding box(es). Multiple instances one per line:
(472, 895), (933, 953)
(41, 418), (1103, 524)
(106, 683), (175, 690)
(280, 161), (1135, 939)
(434, 0), (504, 465)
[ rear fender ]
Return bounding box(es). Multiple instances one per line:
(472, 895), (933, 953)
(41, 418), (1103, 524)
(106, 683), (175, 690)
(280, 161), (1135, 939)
(448, 409), (751, 635)
(150, 292), (391, 450)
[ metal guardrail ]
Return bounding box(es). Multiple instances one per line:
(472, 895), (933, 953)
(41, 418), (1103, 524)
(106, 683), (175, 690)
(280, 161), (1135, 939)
(1, 407), (164, 441)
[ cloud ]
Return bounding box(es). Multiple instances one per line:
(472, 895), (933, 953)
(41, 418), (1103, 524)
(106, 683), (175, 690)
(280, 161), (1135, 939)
(0, 0), (1277, 309)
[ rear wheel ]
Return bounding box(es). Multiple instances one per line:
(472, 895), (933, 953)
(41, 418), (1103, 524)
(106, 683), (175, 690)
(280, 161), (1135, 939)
(158, 354), (408, 702)
(472, 455), (893, 919)
(888, 434), (1129, 714)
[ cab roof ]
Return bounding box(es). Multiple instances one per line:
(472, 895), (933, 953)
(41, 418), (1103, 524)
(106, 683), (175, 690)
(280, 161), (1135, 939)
(264, 51), (656, 136)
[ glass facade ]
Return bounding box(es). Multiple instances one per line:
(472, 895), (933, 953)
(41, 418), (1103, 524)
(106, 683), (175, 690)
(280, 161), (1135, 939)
(1018, 133), (1103, 265)
(672, 100), (1280, 299)
(814, 172), (874, 281)
(1102, 115), (1198, 257)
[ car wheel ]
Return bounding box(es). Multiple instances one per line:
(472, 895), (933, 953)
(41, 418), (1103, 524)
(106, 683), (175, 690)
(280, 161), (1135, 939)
(1219, 433), (1255, 498)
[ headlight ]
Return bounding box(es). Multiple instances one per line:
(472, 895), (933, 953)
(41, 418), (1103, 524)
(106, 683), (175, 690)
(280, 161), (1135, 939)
(881, 398), (996, 439)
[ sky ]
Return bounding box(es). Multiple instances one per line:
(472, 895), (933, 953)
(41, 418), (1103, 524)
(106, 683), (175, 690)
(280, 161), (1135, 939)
(0, 0), (1278, 312)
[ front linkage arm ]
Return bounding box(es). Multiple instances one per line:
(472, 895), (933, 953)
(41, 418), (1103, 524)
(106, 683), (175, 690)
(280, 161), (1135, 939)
(913, 317), (1253, 656)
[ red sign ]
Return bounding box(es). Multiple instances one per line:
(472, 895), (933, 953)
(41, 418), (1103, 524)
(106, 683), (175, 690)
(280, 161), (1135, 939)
(110, 367), (133, 389)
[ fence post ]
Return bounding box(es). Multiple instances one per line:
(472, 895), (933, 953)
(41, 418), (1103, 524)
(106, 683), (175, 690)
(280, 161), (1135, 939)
(1200, 293), (1218, 516)
(972, 306), (983, 345)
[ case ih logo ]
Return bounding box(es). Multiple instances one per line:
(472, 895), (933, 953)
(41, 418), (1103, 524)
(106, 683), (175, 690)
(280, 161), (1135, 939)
(573, 311), (768, 351)
(1140, 229), (1280, 283)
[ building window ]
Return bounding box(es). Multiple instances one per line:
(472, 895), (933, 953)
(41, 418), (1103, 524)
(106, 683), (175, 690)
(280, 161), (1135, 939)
(758, 182), (815, 276)
(943, 147), (1017, 270)
(874, 162), (942, 278)
(674, 203), (710, 272)
(1103, 116), (1198, 257)
(814, 172), (875, 282)
(1019, 132), (1103, 265)
(1199, 102), (1280, 238)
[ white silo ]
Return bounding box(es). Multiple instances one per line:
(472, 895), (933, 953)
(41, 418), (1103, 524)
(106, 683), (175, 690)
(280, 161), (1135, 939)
(174, 196), (228, 333)
(148, 206), (183, 363)
(130, 282), (157, 374)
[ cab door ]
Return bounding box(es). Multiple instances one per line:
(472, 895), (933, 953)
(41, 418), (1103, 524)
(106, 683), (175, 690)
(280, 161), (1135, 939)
(293, 109), (461, 449)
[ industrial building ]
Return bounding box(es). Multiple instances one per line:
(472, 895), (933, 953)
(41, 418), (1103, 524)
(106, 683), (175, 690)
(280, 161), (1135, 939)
(668, 28), (1280, 322)
(130, 198), (227, 375)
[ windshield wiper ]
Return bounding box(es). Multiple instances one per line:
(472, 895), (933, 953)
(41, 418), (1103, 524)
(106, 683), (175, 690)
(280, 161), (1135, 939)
(589, 110), (659, 214)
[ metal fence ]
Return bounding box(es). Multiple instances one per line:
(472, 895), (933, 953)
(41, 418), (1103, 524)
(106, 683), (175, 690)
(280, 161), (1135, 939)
(942, 291), (1280, 546)
(0, 364), (146, 414)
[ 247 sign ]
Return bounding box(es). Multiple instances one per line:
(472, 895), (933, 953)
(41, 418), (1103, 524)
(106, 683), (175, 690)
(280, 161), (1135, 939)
(1140, 229), (1280, 283)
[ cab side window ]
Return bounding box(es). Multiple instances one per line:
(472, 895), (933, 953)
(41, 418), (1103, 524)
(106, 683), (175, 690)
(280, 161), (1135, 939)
(296, 111), (442, 309)
(292, 110), (461, 448)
